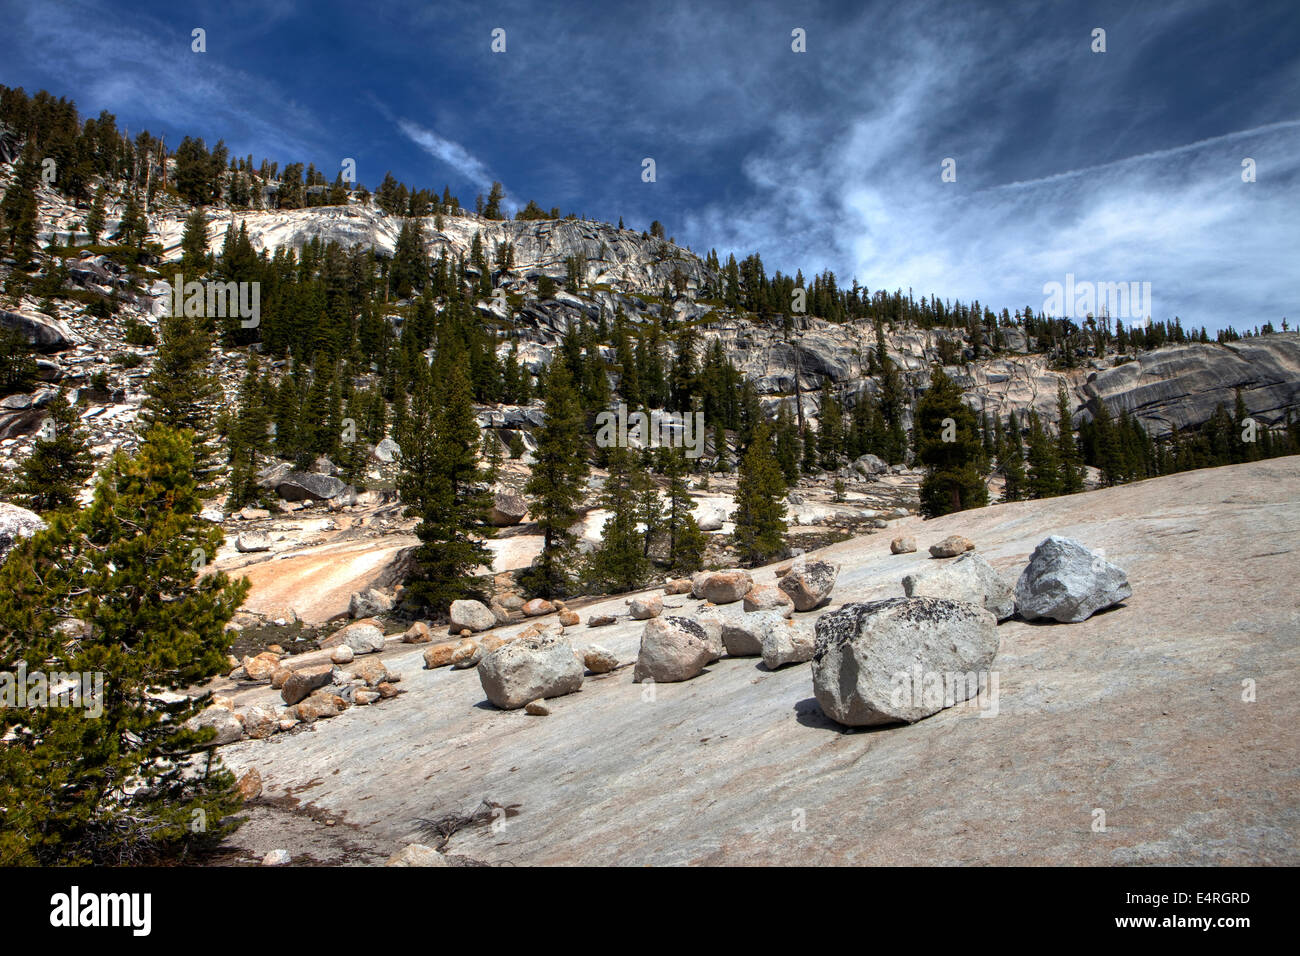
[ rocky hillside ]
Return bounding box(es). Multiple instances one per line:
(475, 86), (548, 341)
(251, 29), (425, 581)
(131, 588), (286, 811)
(209, 458), (1300, 865)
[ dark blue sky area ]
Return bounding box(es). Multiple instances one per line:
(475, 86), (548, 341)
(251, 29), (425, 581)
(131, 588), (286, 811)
(2, 0), (1296, 330)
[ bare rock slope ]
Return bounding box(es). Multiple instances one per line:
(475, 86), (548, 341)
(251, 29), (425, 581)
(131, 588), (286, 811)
(218, 457), (1299, 865)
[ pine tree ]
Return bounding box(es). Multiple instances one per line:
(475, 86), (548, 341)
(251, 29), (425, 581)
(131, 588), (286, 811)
(520, 361), (589, 598)
(1000, 413), (1028, 502)
(9, 392), (93, 513)
(140, 308), (222, 491)
(817, 384), (844, 469)
(180, 207), (209, 272)
(917, 366), (988, 517)
(732, 423), (788, 565)
(663, 447), (706, 572)
(0, 426), (250, 865)
(584, 445), (649, 593)
(401, 364), (495, 611)
(1055, 380), (1084, 493)
(0, 143), (40, 265)
(773, 401), (801, 485)
(226, 355), (271, 508)
(84, 186), (107, 244)
(1025, 409), (1062, 498)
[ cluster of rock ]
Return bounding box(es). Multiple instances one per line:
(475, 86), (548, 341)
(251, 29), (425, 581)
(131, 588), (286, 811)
(628, 561), (838, 682)
(808, 534), (1132, 726)
(191, 616), (407, 744)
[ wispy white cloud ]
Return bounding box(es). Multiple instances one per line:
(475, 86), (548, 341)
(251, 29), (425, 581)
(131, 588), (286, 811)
(395, 118), (507, 203)
(680, 2), (1300, 330)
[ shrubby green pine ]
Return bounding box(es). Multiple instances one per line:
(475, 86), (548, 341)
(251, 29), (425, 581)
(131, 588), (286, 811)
(0, 426), (250, 865)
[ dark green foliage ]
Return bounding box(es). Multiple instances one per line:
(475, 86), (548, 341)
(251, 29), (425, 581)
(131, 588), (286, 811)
(0, 426), (250, 865)
(583, 445), (650, 593)
(519, 362), (589, 598)
(397, 364), (494, 612)
(917, 366), (988, 517)
(9, 392), (93, 513)
(732, 423), (788, 565)
(140, 309), (222, 490)
(0, 329), (38, 397)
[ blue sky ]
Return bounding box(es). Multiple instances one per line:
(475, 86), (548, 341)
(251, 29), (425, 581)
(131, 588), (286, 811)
(2, 0), (1297, 332)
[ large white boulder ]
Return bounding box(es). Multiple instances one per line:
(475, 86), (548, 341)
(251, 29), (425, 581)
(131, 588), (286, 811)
(902, 552), (1015, 621)
(478, 637), (584, 709)
(633, 616), (714, 682)
(450, 599), (496, 633)
(1014, 536), (1132, 623)
(812, 597), (999, 727)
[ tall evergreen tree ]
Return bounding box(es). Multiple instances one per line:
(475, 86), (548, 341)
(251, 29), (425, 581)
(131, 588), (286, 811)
(1000, 413), (1028, 502)
(398, 365), (494, 611)
(1025, 409), (1062, 498)
(0, 142), (40, 264)
(916, 366), (988, 517)
(9, 392), (93, 513)
(0, 427), (250, 865)
(520, 361), (589, 598)
(662, 447), (706, 572)
(140, 309), (222, 491)
(584, 445), (649, 593)
(1055, 380), (1084, 493)
(732, 423), (788, 565)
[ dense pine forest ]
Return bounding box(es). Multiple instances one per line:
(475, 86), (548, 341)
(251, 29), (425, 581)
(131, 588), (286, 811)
(1, 80), (1298, 612)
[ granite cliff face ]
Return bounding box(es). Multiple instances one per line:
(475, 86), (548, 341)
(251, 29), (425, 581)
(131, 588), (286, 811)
(6, 180), (1299, 479)
(154, 205), (713, 294)
(1080, 337), (1300, 435)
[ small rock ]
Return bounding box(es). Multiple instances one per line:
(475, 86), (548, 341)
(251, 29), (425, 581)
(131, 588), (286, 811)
(242, 651), (281, 681)
(760, 618), (816, 670)
(1014, 535), (1132, 623)
(696, 569), (754, 605)
(330, 644), (355, 664)
(478, 636), (584, 709)
(664, 578), (693, 595)
(587, 614), (616, 627)
(777, 559), (839, 612)
(403, 622), (435, 643)
(262, 849), (292, 866)
(281, 664), (334, 705)
(186, 705), (244, 746)
(451, 640), (483, 669)
(348, 588), (395, 618)
(903, 552), (1016, 621)
(627, 594), (663, 620)
(241, 704), (280, 740)
(583, 644), (619, 673)
(424, 639), (475, 669)
(524, 699), (551, 716)
(558, 609), (580, 627)
(521, 598), (556, 617)
(236, 768), (263, 801)
(235, 531), (272, 553)
(743, 584), (795, 616)
(450, 599), (496, 633)
(634, 616), (713, 682)
(812, 597), (999, 727)
(295, 691), (346, 722)
(385, 844), (447, 867)
(929, 535), (975, 558)
(890, 534), (917, 554)
(721, 609), (787, 658)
